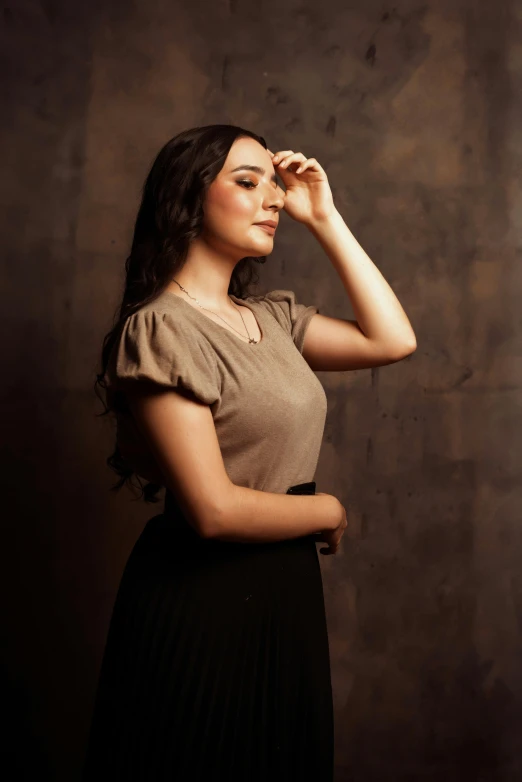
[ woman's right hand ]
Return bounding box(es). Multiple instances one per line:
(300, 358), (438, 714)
(313, 493), (348, 556)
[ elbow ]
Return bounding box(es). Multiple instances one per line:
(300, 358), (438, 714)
(198, 496), (232, 539)
(195, 508), (221, 539)
(391, 335), (417, 361)
(173, 499), (224, 540)
(168, 482), (235, 540)
(201, 488), (237, 539)
(199, 517), (219, 539)
(403, 337), (417, 356)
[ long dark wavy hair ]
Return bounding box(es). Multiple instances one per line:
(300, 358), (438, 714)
(94, 124), (269, 504)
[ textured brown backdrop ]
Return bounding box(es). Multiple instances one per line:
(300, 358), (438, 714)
(1, 0), (521, 779)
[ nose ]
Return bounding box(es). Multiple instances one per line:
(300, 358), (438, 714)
(264, 186), (285, 212)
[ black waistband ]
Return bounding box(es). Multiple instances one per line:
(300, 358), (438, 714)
(286, 481), (316, 495)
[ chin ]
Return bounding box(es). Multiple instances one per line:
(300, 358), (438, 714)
(242, 239), (274, 256)
(255, 235), (275, 249)
(252, 242), (275, 257)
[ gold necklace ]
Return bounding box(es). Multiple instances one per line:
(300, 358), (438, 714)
(171, 280), (259, 344)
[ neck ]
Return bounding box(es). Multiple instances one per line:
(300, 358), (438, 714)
(167, 234), (244, 311)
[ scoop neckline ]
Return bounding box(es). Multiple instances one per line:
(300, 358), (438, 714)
(162, 290), (265, 347)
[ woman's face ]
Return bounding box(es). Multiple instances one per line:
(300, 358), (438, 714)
(201, 136), (286, 257)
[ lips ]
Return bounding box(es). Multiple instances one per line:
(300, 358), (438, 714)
(255, 220), (278, 229)
(254, 220), (277, 235)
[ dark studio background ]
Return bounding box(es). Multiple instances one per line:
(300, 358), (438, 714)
(1, 0), (521, 779)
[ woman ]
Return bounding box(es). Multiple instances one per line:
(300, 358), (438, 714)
(83, 124), (416, 780)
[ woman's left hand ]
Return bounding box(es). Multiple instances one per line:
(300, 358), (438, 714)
(267, 148), (336, 226)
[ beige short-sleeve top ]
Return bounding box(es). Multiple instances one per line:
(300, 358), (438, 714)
(105, 288), (327, 495)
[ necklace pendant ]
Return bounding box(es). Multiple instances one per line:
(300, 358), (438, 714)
(249, 337), (257, 344)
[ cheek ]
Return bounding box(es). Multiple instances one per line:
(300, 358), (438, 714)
(207, 183), (255, 224)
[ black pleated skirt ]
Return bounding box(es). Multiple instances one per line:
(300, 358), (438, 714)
(82, 487), (333, 781)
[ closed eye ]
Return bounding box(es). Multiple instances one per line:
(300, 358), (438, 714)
(237, 179), (283, 193)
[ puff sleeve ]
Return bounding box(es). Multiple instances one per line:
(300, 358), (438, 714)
(258, 289), (319, 353)
(106, 309), (221, 406)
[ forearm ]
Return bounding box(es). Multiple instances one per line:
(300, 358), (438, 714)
(307, 208), (416, 351)
(209, 484), (340, 543)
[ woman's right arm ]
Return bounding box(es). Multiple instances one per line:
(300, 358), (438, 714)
(126, 385), (342, 542)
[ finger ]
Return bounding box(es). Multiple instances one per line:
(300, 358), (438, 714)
(298, 157), (322, 173)
(277, 152), (307, 170)
(271, 150), (294, 164)
(295, 158), (314, 174)
(273, 152), (306, 170)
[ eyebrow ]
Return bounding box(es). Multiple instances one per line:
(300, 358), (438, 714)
(230, 165), (278, 184)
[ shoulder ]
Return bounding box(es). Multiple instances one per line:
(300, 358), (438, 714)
(243, 289), (319, 354)
(246, 289), (315, 312)
(246, 288), (318, 329)
(106, 298), (220, 404)
(118, 305), (208, 359)
(121, 292), (211, 348)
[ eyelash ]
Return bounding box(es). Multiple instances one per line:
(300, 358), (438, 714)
(237, 179), (281, 192)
